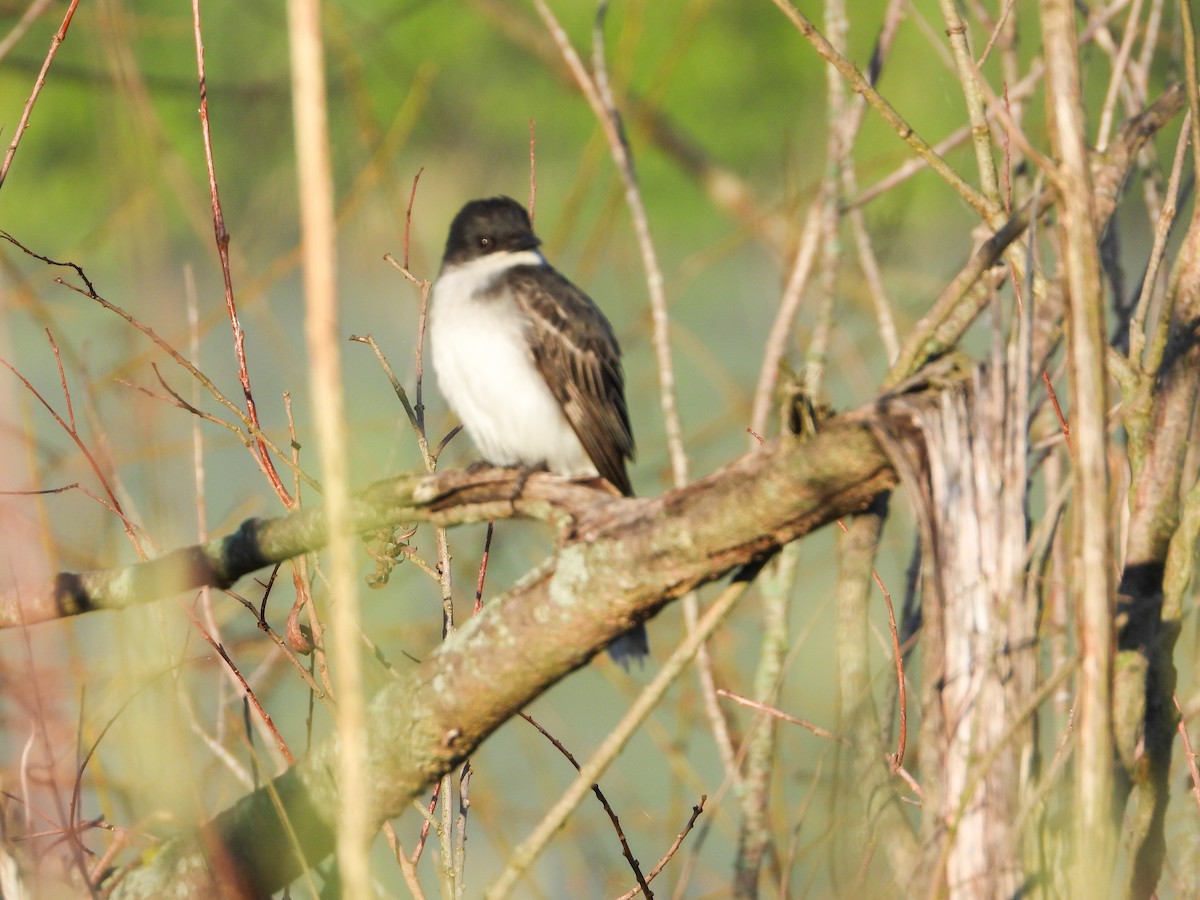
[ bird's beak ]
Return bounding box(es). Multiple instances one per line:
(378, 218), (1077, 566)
(515, 234), (542, 251)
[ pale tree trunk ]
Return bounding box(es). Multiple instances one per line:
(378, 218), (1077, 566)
(877, 327), (1039, 895)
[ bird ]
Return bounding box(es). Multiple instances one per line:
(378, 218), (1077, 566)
(428, 196), (647, 667)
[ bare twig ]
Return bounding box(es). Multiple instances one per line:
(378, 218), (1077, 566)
(383, 821), (427, 900)
(488, 569), (761, 899)
(0, 0), (79, 190)
(473, 521), (494, 615)
(531, 0), (687, 488)
(192, 0), (292, 507)
(178, 603), (295, 766)
(716, 690), (849, 745)
(403, 168), (423, 270)
(1128, 117), (1191, 368)
(349, 333), (428, 462)
(615, 796), (706, 900)
(411, 782), (441, 865)
(0, 344), (146, 557)
(750, 202), (823, 438)
(935, 0), (1000, 206)
(0, 0), (54, 63)
(1175, 696), (1200, 816)
(0, 232), (322, 495)
(519, 713), (652, 897)
(769, 0), (991, 220)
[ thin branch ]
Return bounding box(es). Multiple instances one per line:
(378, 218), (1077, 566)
(177, 603), (295, 767)
(0, 232), (321, 495)
(0, 347), (145, 556)
(531, 0), (687, 488)
(0, 0), (54, 63)
(834, 515), (909, 768)
(769, 0), (992, 221)
(716, 690), (849, 745)
(192, 0), (292, 506)
(0, 0), (80, 190)
(934, 0), (1000, 206)
(519, 713), (651, 897)
(1175, 696), (1200, 817)
(487, 568), (762, 900)
(1128, 117), (1191, 367)
(614, 797), (706, 900)
(349, 333), (428, 463)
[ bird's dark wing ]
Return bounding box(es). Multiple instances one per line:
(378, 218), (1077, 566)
(510, 265), (635, 496)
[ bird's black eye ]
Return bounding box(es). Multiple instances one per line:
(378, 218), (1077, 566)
(478, 236), (491, 249)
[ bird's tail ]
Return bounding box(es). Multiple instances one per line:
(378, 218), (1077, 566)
(606, 623), (650, 670)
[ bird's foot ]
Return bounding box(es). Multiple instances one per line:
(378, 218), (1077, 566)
(508, 464), (544, 501)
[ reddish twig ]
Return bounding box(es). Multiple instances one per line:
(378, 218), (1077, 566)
(16, 617), (90, 890)
(178, 603), (295, 766)
(403, 168), (423, 270)
(0, 481), (155, 555)
(192, 0), (291, 506)
(70, 275), (317, 491)
(520, 712), (652, 897)
(0, 339), (146, 557)
(1175, 695), (1200, 816)
(44, 330), (74, 431)
(873, 569), (906, 770)
(473, 521), (494, 614)
(0, 0), (79, 190)
(1041, 369), (1071, 450)
(410, 781), (442, 865)
(834, 518), (907, 768)
(715, 690), (850, 745)
(0, 231), (311, 494)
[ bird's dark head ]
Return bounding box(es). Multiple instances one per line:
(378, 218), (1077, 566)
(442, 196), (541, 267)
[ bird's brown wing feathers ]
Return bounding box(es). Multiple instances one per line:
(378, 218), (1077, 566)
(510, 266), (635, 496)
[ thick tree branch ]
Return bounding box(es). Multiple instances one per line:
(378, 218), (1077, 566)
(104, 412), (899, 897)
(5, 412), (900, 634)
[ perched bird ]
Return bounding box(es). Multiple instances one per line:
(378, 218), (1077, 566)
(429, 196), (647, 666)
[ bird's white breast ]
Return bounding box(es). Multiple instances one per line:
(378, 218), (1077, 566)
(429, 251), (598, 478)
